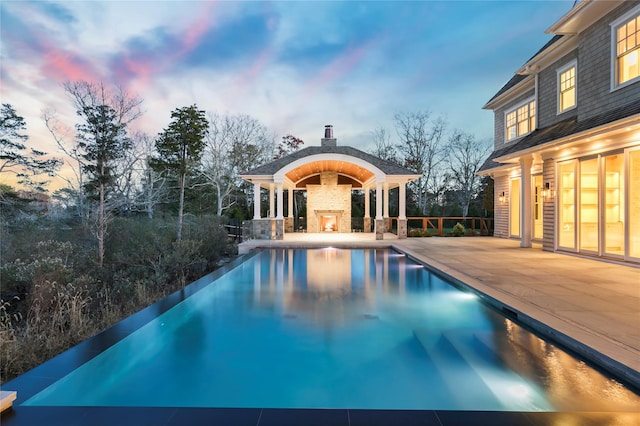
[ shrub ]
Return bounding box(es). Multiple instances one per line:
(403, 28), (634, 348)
(408, 228), (432, 237)
(0, 213), (237, 384)
(451, 222), (466, 237)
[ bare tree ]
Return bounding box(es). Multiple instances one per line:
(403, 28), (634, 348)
(109, 131), (151, 214)
(394, 111), (447, 214)
(44, 109), (89, 222)
(448, 130), (491, 218)
(45, 81), (142, 266)
(138, 134), (167, 219)
(369, 127), (400, 164)
(201, 113), (276, 216)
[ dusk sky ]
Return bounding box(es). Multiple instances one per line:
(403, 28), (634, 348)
(2, 0), (576, 187)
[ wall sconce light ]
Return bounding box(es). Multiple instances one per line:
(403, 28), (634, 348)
(498, 191), (507, 203)
(541, 182), (554, 200)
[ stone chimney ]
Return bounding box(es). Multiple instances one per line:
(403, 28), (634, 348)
(321, 124), (337, 147)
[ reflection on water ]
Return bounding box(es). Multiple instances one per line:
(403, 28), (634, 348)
(249, 248), (415, 326)
(23, 248), (640, 412)
(501, 319), (639, 412)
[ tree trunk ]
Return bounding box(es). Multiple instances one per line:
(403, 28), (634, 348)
(177, 172), (185, 240)
(216, 182), (222, 216)
(98, 182), (105, 267)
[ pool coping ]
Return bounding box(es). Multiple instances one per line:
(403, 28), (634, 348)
(1, 246), (638, 425)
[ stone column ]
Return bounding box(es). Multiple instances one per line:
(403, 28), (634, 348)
(520, 156), (533, 248)
(253, 182), (261, 219)
(375, 183), (384, 240)
(398, 182), (407, 239)
(285, 189), (294, 233)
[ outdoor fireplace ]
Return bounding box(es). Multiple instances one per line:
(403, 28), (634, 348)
(316, 210), (343, 232)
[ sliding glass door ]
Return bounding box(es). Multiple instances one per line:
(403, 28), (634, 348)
(603, 154), (624, 256)
(558, 150), (636, 260)
(629, 148), (640, 260)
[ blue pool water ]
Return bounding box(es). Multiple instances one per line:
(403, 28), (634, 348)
(24, 248), (639, 411)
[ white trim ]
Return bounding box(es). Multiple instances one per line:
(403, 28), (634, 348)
(556, 59), (578, 115)
(546, 0), (619, 35)
(503, 96), (536, 143)
(610, 4), (640, 91)
(483, 75), (534, 110)
(534, 73), (539, 130)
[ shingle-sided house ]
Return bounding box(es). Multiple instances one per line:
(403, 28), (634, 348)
(240, 126), (420, 240)
(479, 0), (640, 264)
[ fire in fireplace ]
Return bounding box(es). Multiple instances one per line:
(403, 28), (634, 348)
(321, 214), (338, 232)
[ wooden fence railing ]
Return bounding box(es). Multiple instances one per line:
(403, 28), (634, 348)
(222, 224), (244, 242)
(389, 217), (493, 236)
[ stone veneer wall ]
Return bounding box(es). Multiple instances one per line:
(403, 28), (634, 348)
(252, 218), (275, 240)
(307, 171), (352, 233)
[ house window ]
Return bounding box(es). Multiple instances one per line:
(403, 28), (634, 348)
(505, 99), (535, 142)
(558, 62), (576, 113)
(612, 6), (640, 87)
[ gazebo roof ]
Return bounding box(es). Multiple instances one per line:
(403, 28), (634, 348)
(242, 145), (416, 177)
(241, 126), (419, 190)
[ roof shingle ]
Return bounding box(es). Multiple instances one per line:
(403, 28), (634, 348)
(479, 100), (640, 172)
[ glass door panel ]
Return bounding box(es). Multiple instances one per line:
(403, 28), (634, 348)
(533, 175), (543, 240)
(558, 161), (575, 249)
(604, 154), (624, 256)
(510, 178), (520, 237)
(629, 149), (640, 259)
(579, 158), (599, 252)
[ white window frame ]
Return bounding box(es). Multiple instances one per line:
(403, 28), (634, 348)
(557, 60), (577, 114)
(503, 97), (536, 143)
(610, 4), (640, 91)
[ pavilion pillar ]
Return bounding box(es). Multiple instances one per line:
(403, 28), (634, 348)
(275, 183), (284, 240)
(383, 183), (390, 232)
(398, 183), (407, 239)
(269, 184), (275, 218)
(520, 156), (533, 248)
(253, 182), (261, 219)
(285, 188), (294, 233)
(375, 183), (384, 240)
(364, 187), (371, 233)
(276, 183), (284, 219)
(251, 182), (272, 239)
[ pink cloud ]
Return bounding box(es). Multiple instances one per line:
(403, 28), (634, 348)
(179, 1), (218, 54)
(41, 47), (101, 83)
(303, 38), (378, 99)
(113, 2), (218, 93)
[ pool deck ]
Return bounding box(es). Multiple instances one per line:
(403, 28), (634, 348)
(241, 233), (640, 387)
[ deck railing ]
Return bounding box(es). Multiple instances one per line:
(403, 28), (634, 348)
(390, 217), (494, 236)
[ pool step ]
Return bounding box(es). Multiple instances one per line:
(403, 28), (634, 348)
(442, 331), (552, 411)
(413, 329), (500, 410)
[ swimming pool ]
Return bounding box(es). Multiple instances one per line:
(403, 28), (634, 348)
(19, 248), (639, 412)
